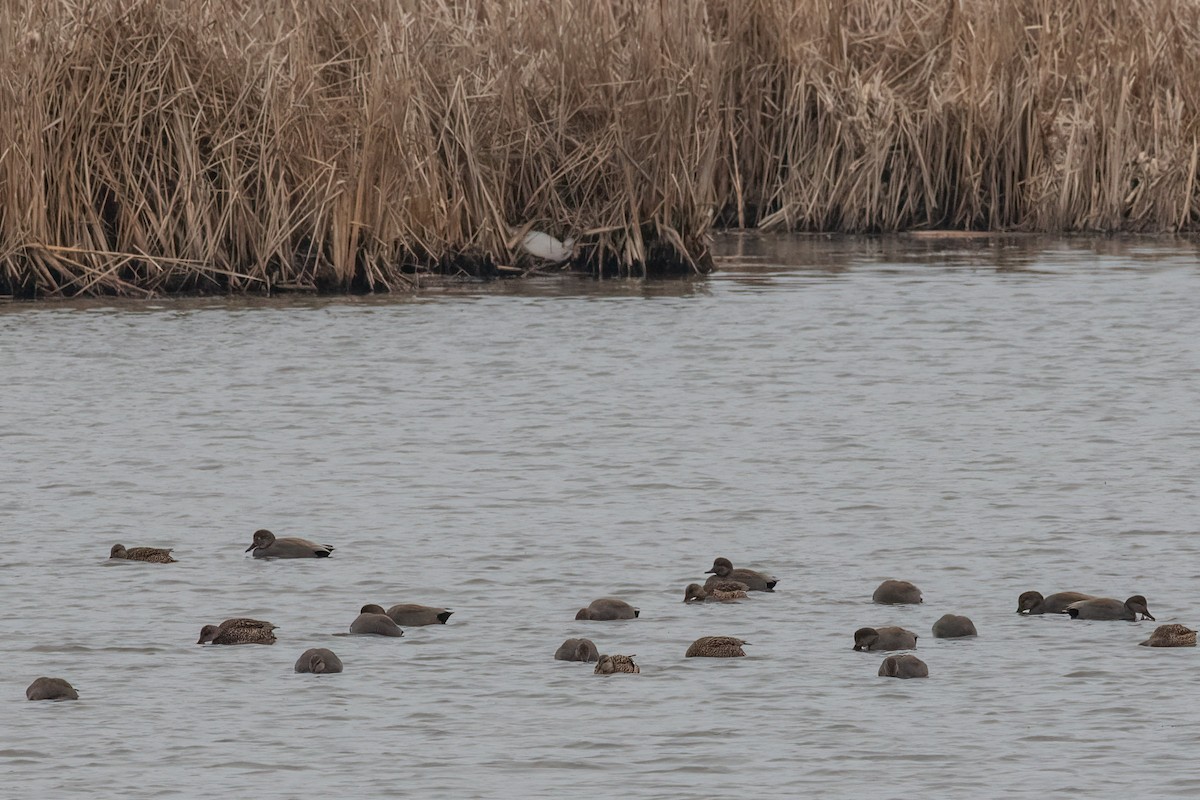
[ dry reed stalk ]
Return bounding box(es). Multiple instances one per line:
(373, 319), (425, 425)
(2, 0), (1199, 297)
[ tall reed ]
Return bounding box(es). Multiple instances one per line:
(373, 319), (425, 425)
(1, 0), (1198, 296)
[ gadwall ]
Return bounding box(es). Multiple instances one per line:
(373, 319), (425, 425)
(871, 580), (922, 604)
(704, 557), (777, 592)
(295, 648), (344, 673)
(350, 605), (404, 637)
(931, 614), (977, 638)
(245, 529), (334, 559)
(198, 618), (277, 645)
(26, 677), (79, 701)
(684, 582), (748, 603)
(594, 654), (640, 674)
(1065, 595), (1155, 621)
(575, 598), (639, 620)
(1016, 590), (1096, 615)
(109, 544), (176, 563)
(1139, 624), (1196, 647)
(853, 626), (918, 651)
(878, 654), (928, 679)
(554, 637), (600, 662)
(385, 604), (453, 626)
(685, 636), (748, 658)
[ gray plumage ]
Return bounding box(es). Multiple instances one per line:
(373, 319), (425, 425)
(704, 557), (777, 592)
(853, 626), (918, 651)
(245, 529), (334, 559)
(1139, 624), (1196, 647)
(878, 654), (928, 678)
(385, 604), (453, 626)
(295, 648), (344, 673)
(685, 636), (748, 658)
(1065, 595), (1155, 621)
(684, 582), (748, 603)
(110, 544), (176, 563)
(198, 618), (277, 645)
(1016, 590), (1096, 615)
(350, 605), (404, 636)
(931, 614), (977, 638)
(554, 637), (600, 662)
(575, 598), (639, 620)
(594, 654), (640, 674)
(26, 677), (78, 701)
(872, 580), (922, 604)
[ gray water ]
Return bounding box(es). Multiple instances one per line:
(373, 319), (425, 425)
(2, 235), (1198, 798)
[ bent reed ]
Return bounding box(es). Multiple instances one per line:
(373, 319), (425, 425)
(2, 0), (1199, 297)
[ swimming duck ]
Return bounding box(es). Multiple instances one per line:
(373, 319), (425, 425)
(704, 557), (777, 592)
(931, 614), (977, 638)
(685, 636), (748, 657)
(198, 618), (277, 645)
(244, 529), (334, 559)
(878, 654), (928, 678)
(1016, 590), (1096, 615)
(684, 582), (748, 603)
(853, 626), (918, 651)
(575, 598), (639, 620)
(871, 580), (922, 604)
(1064, 595), (1154, 621)
(26, 677), (78, 701)
(594, 654), (640, 674)
(385, 604), (453, 626)
(294, 648), (344, 673)
(350, 605), (404, 637)
(1138, 624), (1196, 647)
(109, 544), (176, 563)
(554, 638), (600, 662)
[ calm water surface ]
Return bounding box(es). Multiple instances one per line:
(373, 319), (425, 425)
(2, 236), (1198, 798)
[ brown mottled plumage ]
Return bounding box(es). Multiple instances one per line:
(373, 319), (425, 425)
(594, 654), (640, 674)
(1139, 624), (1196, 647)
(878, 654), (928, 678)
(198, 617), (277, 645)
(684, 582), (748, 603)
(685, 636), (748, 658)
(110, 544), (176, 563)
(26, 677), (79, 701)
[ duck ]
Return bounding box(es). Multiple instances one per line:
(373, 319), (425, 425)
(931, 614), (977, 638)
(1016, 590), (1096, 615)
(871, 580), (922, 604)
(244, 529), (334, 559)
(385, 604), (453, 626)
(1064, 595), (1154, 621)
(109, 544), (176, 563)
(703, 557), (777, 592)
(594, 654), (640, 674)
(350, 605), (404, 637)
(1138, 624), (1196, 647)
(685, 636), (748, 657)
(198, 618), (277, 645)
(575, 598), (639, 620)
(554, 638), (600, 662)
(294, 648), (344, 673)
(684, 582), (748, 603)
(878, 654), (928, 678)
(853, 626), (918, 651)
(26, 677), (79, 701)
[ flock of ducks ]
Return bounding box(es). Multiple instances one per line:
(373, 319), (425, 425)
(22, 535), (1197, 700)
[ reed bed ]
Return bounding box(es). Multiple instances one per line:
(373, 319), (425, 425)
(1, 0), (1199, 296)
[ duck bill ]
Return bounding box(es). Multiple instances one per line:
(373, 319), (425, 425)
(1140, 610), (1156, 621)
(244, 543), (257, 552)
(703, 568), (716, 574)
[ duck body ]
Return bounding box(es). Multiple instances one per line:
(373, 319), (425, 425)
(853, 626), (918, 651)
(878, 654), (928, 678)
(350, 605), (404, 637)
(26, 677), (79, 701)
(198, 617), (277, 645)
(872, 580), (922, 604)
(1065, 595), (1155, 621)
(554, 638), (600, 662)
(684, 582), (748, 603)
(931, 614), (978, 638)
(385, 604), (453, 626)
(704, 557), (776, 592)
(295, 648), (344, 673)
(110, 544), (176, 563)
(1016, 590), (1095, 615)
(1139, 624), (1196, 647)
(245, 529), (334, 559)
(685, 636), (748, 658)
(594, 654), (640, 674)
(575, 598), (639, 620)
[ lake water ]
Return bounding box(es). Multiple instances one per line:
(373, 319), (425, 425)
(2, 235), (1198, 798)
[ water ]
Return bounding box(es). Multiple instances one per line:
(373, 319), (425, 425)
(2, 235), (1198, 798)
